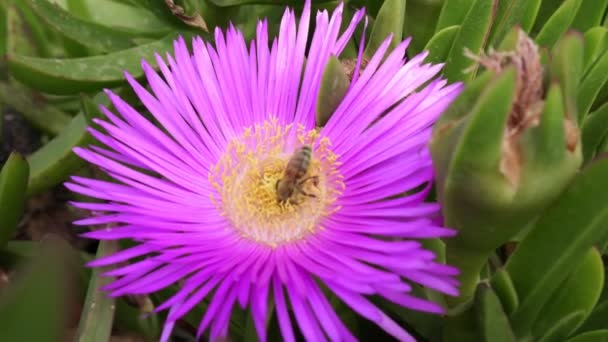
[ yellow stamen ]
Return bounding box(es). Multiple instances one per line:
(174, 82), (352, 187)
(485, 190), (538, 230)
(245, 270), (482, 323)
(209, 117), (344, 247)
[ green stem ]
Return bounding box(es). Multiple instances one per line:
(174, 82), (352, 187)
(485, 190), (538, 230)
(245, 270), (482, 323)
(445, 243), (489, 307)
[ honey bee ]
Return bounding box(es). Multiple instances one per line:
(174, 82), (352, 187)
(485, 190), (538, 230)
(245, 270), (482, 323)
(276, 145), (319, 204)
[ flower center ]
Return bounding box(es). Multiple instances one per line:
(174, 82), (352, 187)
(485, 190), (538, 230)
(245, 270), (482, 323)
(209, 118), (344, 247)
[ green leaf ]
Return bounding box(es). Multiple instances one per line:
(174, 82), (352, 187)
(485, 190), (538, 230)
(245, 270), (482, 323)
(435, 0), (474, 32)
(67, 0), (92, 19)
(506, 157), (608, 336)
(23, 0), (139, 53)
(567, 330), (608, 342)
(402, 0), (443, 55)
(26, 94), (105, 196)
(488, 0), (542, 45)
(11, 0), (53, 57)
(490, 268), (519, 315)
(0, 0), (7, 57)
(443, 0), (497, 83)
(532, 248), (604, 340)
(535, 0), (582, 48)
(7, 32), (180, 95)
(537, 311), (587, 342)
(474, 283), (516, 342)
(316, 56), (349, 127)
(423, 25), (460, 64)
(207, 0), (335, 5)
(0, 82), (71, 135)
(549, 32), (584, 122)
(587, 113), (608, 145)
(364, 0), (406, 59)
(571, 0), (608, 32)
(583, 27), (608, 70)
(578, 50), (608, 119)
(76, 241), (119, 342)
(0, 237), (72, 342)
(6, 2), (43, 57)
(0, 153), (29, 247)
(82, 0), (171, 38)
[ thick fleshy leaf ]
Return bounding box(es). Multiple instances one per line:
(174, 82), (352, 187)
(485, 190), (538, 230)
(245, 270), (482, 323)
(0, 237), (72, 342)
(0, 1), (6, 56)
(571, 0), (608, 32)
(549, 32), (584, 122)
(532, 248), (604, 341)
(208, 0), (335, 5)
(578, 50), (608, 118)
(403, 0), (443, 55)
(443, 0), (497, 82)
(435, 0), (473, 32)
(76, 241), (119, 342)
(316, 56), (349, 127)
(488, 0), (542, 45)
(474, 283), (516, 342)
(364, 0), (405, 59)
(0, 83), (71, 135)
(583, 27), (608, 70)
(537, 311), (587, 342)
(10, 0), (53, 57)
(582, 101), (608, 163)
(535, 0), (582, 48)
(490, 268), (519, 316)
(23, 0), (138, 53)
(423, 25), (459, 64)
(567, 330), (608, 342)
(26, 94), (104, 196)
(506, 157), (608, 336)
(6, 2), (43, 57)
(6, 33), (180, 95)
(0, 153), (29, 247)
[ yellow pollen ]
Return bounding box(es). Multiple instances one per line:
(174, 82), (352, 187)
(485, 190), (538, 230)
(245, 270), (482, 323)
(209, 117), (344, 247)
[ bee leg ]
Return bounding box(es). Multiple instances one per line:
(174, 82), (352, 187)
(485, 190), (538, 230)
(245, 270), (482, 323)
(297, 188), (317, 198)
(298, 175), (319, 187)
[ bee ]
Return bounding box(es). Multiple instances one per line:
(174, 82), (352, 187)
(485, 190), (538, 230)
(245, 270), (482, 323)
(276, 145), (319, 204)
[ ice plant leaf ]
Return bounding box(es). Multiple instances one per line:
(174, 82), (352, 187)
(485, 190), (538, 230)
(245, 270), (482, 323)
(76, 241), (119, 342)
(316, 56), (349, 127)
(474, 283), (516, 342)
(488, 0), (542, 45)
(22, 0), (137, 53)
(532, 248), (604, 341)
(208, 0), (336, 5)
(0, 82), (71, 136)
(27, 94), (105, 196)
(6, 33), (180, 95)
(567, 330), (608, 342)
(537, 311), (587, 342)
(9, 0), (52, 57)
(490, 268), (519, 316)
(578, 50), (608, 119)
(443, 0), (497, 82)
(0, 153), (29, 247)
(535, 0), (582, 48)
(423, 25), (460, 64)
(435, 0), (473, 32)
(0, 237), (71, 342)
(506, 157), (608, 336)
(581, 103), (608, 162)
(583, 27), (608, 70)
(364, 0), (405, 59)
(571, 0), (608, 32)
(65, 2), (463, 341)
(549, 32), (584, 123)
